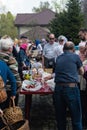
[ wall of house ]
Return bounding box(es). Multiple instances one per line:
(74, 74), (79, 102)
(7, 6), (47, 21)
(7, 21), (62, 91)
(19, 26), (31, 35)
(17, 26), (50, 40)
(43, 27), (50, 33)
(19, 26), (50, 35)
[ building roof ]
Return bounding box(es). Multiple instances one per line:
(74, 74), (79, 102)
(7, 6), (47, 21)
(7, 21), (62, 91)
(15, 9), (56, 26)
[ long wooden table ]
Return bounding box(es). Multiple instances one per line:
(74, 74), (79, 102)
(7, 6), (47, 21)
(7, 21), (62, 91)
(20, 84), (53, 120)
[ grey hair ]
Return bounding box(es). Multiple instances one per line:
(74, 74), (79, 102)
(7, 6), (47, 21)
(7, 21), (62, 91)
(0, 37), (14, 51)
(58, 35), (67, 43)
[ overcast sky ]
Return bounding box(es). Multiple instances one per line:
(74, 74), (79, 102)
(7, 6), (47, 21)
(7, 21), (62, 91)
(0, 0), (53, 15)
(0, 0), (67, 15)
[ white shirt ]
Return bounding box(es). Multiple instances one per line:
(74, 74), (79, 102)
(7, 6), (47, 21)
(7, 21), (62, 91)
(43, 42), (60, 59)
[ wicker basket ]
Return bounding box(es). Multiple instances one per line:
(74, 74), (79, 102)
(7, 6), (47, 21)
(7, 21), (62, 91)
(33, 74), (41, 80)
(0, 126), (10, 130)
(3, 98), (23, 125)
(11, 120), (30, 130)
(0, 76), (7, 103)
(0, 115), (30, 130)
(0, 115), (10, 130)
(0, 88), (7, 103)
(44, 68), (53, 74)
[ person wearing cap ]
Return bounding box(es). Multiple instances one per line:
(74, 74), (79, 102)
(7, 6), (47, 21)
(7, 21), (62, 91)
(53, 41), (84, 130)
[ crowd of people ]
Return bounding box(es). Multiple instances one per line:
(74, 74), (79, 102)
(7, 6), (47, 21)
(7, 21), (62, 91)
(0, 28), (87, 130)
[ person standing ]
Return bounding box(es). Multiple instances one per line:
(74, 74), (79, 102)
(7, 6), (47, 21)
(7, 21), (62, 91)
(57, 35), (68, 53)
(53, 41), (84, 130)
(0, 36), (21, 106)
(42, 33), (62, 72)
(78, 28), (87, 128)
(18, 43), (31, 80)
(35, 39), (42, 55)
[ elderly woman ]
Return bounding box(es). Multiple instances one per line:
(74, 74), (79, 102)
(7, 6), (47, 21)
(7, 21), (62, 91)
(76, 42), (87, 90)
(76, 41), (87, 127)
(77, 42), (86, 62)
(0, 36), (21, 106)
(57, 35), (68, 53)
(76, 41), (87, 90)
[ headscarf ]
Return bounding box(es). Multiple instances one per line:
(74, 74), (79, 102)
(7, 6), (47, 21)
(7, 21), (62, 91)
(20, 43), (27, 50)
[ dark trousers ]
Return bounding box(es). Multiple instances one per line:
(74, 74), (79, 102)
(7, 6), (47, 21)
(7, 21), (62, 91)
(80, 90), (87, 126)
(44, 57), (55, 72)
(53, 85), (82, 130)
(18, 65), (24, 80)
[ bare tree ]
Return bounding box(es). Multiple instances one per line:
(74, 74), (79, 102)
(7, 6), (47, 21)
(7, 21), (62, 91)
(32, 1), (52, 13)
(52, 0), (67, 13)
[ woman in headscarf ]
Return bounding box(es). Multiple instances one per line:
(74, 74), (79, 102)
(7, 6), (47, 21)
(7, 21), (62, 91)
(18, 43), (31, 80)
